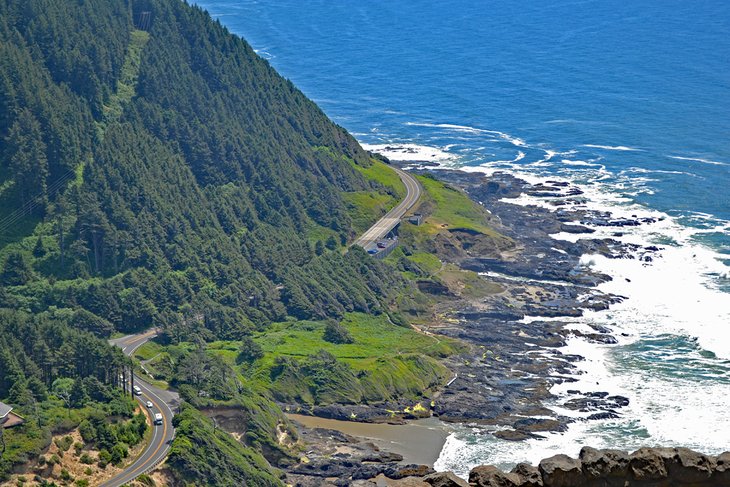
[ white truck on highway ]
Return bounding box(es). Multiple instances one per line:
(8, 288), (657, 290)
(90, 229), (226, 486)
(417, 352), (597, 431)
(133, 385), (142, 396)
(154, 413), (163, 425)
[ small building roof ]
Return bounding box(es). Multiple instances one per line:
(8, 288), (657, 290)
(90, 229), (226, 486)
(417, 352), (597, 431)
(0, 401), (12, 418)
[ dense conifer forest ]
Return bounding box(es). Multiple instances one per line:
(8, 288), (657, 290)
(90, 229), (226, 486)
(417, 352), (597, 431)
(0, 0), (410, 481)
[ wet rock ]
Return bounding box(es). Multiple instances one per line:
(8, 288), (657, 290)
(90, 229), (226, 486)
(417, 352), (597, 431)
(559, 224), (594, 234)
(585, 411), (620, 420)
(492, 429), (541, 441)
(512, 417), (565, 432)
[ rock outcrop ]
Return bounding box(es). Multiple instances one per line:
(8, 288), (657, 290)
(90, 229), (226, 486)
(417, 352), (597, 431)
(375, 447), (730, 487)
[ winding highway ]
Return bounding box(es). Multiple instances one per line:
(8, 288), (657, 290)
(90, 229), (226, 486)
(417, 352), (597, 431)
(354, 165), (422, 249)
(100, 163), (418, 485)
(102, 330), (178, 487)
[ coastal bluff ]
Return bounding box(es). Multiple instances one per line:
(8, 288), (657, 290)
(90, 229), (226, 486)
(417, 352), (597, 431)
(353, 447), (730, 487)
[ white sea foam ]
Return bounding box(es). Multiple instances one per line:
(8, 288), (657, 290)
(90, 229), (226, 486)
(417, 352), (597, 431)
(405, 122), (529, 147)
(669, 155), (729, 166)
(435, 155), (730, 478)
(583, 144), (643, 152)
(561, 159), (602, 167)
(625, 167), (699, 177)
(360, 142), (455, 162)
(405, 121), (490, 134)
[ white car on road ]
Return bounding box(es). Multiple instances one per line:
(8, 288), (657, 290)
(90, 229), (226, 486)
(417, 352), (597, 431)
(146, 401), (153, 408)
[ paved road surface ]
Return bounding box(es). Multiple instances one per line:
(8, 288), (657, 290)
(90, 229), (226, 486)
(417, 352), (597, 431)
(354, 166), (422, 249)
(102, 164), (419, 484)
(101, 331), (178, 487)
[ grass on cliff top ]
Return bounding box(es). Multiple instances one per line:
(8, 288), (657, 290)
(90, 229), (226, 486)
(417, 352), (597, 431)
(414, 175), (500, 237)
(352, 159), (406, 199)
(344, 159), (406, 234)
(209, 312), (458, 372)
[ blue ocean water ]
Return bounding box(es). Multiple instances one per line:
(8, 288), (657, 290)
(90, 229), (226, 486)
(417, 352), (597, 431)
(195, 0), (730, 475)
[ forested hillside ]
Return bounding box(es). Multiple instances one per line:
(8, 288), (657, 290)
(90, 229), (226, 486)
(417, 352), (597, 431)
(0, 0), (402, 339)
(0, 0), (407, 481)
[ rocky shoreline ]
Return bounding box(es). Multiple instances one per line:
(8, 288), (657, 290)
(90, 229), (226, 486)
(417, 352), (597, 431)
(351, 447), (730, 486)
(283, 168), (672, 486)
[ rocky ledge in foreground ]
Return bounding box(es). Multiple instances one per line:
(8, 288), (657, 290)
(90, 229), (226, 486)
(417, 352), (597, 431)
(355, 447), (730, 487)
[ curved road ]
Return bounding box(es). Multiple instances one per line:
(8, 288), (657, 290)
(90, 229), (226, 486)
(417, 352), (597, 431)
(102, 164), (419, 485)
(354, 165), (422, 249)
(102, 330), (178, 487)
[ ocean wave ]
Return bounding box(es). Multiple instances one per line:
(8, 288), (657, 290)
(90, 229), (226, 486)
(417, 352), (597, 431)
(360, 142), (455, 162)
(561, 159), (602, 167)
(669, 155), (729, 166)
(405, 122), (529, 147)
(253, 48), (275, 60)
(583, 144), (643, 152)
(625, 167), (700, 177)
(405, 121), (490, 134)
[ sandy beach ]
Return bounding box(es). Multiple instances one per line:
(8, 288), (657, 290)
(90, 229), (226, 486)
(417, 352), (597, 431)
(286, 414), (451, 467)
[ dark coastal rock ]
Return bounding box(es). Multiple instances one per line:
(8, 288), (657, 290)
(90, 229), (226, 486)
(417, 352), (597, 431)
(628, 447), (669, 481)
(561, 394), (629, 413)
(714, 451), (730, 484)
(423, 471), (469, 487)
(510, 463), (543, 486)
(393, 465), (437, 479)
(394, 447), (730, 487)
(493, 429), (542, 441)
(513, 417), (565, 433)
(585, 411), (620, 421)
(538, 454), (584, 486)
(559, 224), (594, 234)
(362, 451), (405, 463)
(579, 446), (629, 479)
(665, 447), (715, 483)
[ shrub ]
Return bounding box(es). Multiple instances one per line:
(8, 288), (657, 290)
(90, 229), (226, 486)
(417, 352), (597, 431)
(236, 336), (264, 364)
(110, 443), (128, 465)
(80, 453), (94, 465)
(78, 420), (95, 443)
(97, 449), (111, 468)
(323, 319), (354, 344)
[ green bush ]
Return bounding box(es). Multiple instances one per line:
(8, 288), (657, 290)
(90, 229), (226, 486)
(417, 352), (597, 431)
(323, 319), (354, 344)
(54, 435), (74, 452)
(97, 449), (111, 468)
(110, 443), (128, 465)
